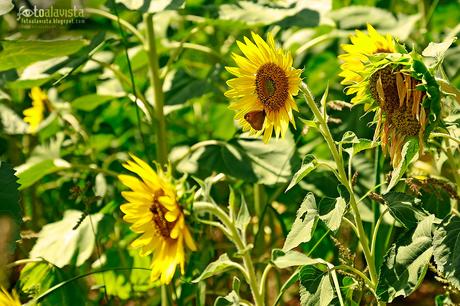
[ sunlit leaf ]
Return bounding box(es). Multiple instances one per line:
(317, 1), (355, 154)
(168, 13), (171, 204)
(30, 210), (103, 268)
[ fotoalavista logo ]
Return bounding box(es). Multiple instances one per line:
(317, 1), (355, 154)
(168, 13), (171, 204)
(16, 5), (85, 26)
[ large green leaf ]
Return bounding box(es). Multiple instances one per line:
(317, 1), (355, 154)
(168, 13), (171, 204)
(16, 158), (71, 190)
(286, 155), (318, 192)
(30, 210), (103, 268)
(192, 254), (241, 283)
(376, 215), (435, 302)
(0, 40), (87, 72)
(176, 134), (297, 185)
(317, 196), (347, 232)
(299, 265), (337, 306)
(282, 193), (318, 252)
(19, 262), (86, 306)
(382, 192), (427, 229)
(433, 215), (460, 289)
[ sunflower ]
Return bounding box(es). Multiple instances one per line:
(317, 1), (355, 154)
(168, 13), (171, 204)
(23, 87), (47, 134)
(339, 24), (396, 107)
(340, 26), (441, 167)
(119, 154), (197, 284)
(225, 32), (302, 143)
(0, 287), (21, 306)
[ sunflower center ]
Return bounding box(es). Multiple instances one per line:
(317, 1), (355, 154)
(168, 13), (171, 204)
(150, 200), (172, 239)
(369, 66), (399, 113)
(255, 63), (289, 112)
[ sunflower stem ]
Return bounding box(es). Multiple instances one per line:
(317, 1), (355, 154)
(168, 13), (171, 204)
(145, 13), (168, 166)
(193, 201), (264, 306)
(300, 83), (380, 290)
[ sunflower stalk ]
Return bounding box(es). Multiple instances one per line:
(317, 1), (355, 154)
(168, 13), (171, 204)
(193, 201), (265, 306)
(145, 13), (168, 166)
(300, 83), (381, 298)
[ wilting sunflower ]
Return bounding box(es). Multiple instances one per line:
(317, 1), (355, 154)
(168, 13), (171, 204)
(23, 87), (47, 134)
(340, 26), (441, 167)
(339, 24), (396, 107)
(225, 32), (302, 143)
(119, 154), (197, 284)
(0, 287), (21, 306)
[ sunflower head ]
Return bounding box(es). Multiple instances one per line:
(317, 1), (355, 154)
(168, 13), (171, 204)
(344, 49), (441, 166)
(23, 87), (47, 134)
(225, 32), (302, 143)
(119, 154), (197, 285)
(0, 287), (21, 306)
(339, 24), (397, 108)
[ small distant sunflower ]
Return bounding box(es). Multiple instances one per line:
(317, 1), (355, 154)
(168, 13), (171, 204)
(0, 287), (21, 306)
(340, 26), (441, 167)
(225, 32), (302, 143)
(119, 155), (197, 284)
(339, 24), (396, 107)
(23, 87), (47, 134)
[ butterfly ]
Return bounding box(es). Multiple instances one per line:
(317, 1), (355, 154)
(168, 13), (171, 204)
(244, 110), (266, 130)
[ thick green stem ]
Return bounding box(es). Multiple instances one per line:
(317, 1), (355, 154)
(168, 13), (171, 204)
(145, 13), (168, 166)
(194, 202), (264, 306)
(300, 83), (379, 287)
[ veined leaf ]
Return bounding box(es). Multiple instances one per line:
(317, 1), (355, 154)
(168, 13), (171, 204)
(286, 155), (317, 192)
(30, 210), (103, 268)
(283, 193), (318, 252)
(376, 215), (435, 302)
(192, 254), (241, 283)
(433, 215), (460, 289)
(0, 40), (87, 72)
(382, 192), (427, 229)
(299, 265), (336, 306)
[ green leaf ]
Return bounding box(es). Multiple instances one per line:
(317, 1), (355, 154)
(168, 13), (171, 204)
(192, 254), (241, 283)
(148, 0), (185, 13)
(272, 249), (322, 269)
(433, 215), (460, 289)
(0, 40), (87, 72)
(299, 265), (336, 306)
(235, 196), (250, 234)
(282, 193), (318, 252)
(30, 210), (103, 268)
(317, 196), (347, 232)
(0, 161), (21, 225)
(19, 262), (86, 306)
(329, 6), (396, 29)
(0, 104), (28, 134)
(351, 139), (377, 156)
(214, 290), (240, 306)
(16, 158), (71, 190)
(72, 94), (115, 111)
(422, 38), (456, 60)
(386, 137), (419, 192)
(116, 0), (144, 10)
(376, 215), (435, 302)
(382, 192), (427, 229)
(286, 155), (318, 192)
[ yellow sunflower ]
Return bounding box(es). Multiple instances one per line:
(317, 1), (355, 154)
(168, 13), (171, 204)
(339, 24), (396, 106)
(119, 154), (196, 285)
(0, 287), (21, 306)
(23, 87), (47, 134)
(225, 32), (302, 143)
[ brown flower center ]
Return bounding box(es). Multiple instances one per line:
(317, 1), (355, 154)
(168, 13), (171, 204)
(255, 63), (289, 112)
(150, 199), (172, 239)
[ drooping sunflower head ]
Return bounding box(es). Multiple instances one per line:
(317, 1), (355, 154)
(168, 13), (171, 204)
(119, 154), (197, 285)
(0, 287), (21, 306)
(225, 32), (302, 143)
(339, 24), (397, 106)
(347, 52), (441, 167)
(23, 87), (47, 134)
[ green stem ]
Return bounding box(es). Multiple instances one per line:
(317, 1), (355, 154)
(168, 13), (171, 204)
(194, 202), (264, 306)
(259, 264), (272, 302)
(371, 208), (389, 258)
(300, 83), (379, 287)
(145, 13), (168, 166)
(85, 8), (145, 43)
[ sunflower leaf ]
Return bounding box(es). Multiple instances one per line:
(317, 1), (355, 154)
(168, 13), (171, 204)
(283, 193), (318, 252)
(286, 154), (318, 192)
(192, 254), (243, 283)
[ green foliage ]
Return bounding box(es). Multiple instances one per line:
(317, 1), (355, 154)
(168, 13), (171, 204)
(30, 210), (103, 268)
(376, 215), (435, 302)
(433, 215), (460, 290)
(0, 161), (20, 225)
(299, 265), (336, 306)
